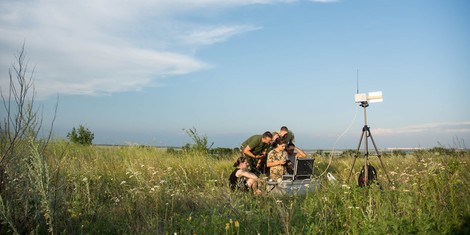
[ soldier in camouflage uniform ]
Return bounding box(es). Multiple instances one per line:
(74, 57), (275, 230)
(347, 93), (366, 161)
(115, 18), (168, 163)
(272, 126), (295, 146)
(240, 131), (273, 175)
(267, 139), (288, 182)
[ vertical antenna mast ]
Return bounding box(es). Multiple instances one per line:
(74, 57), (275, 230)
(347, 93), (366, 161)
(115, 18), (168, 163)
(356, 69), (359, 94)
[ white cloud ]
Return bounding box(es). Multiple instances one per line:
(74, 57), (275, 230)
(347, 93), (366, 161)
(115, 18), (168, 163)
(0, 0), (287, 97)
(309, 0), (339, 3)
(182, 25), (262, 46)
(373, 121), (470, 135)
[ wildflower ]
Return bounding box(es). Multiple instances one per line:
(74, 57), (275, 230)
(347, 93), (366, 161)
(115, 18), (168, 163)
(112, 197), (120, 203)
(234, 220), (239, 228)
(225, 223), (230, 230)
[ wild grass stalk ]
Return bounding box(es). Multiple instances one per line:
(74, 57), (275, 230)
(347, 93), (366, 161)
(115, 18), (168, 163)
(1, 141), (469, 234)
(26, 139), (54, 233)
(0, 196), (19, 234)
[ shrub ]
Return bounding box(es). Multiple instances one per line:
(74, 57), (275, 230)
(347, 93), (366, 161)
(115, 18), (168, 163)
(67, 125), (94, 145)
(182, 127), (213, 154)
(431, 147), (456, 156)
(0, 44), (57, 234)
(392, 150), (406, 157)
(209, 147), (238, 159)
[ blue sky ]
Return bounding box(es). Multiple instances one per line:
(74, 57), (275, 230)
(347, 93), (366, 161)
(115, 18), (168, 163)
(1, 0), (469, 149)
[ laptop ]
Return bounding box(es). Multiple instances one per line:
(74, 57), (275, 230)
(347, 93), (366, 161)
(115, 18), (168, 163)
(293, 158), (314, 180)
(281, 158), (314, 181)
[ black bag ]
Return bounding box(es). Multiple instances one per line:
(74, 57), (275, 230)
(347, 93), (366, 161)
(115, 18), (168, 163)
(358, 164), (377, 187)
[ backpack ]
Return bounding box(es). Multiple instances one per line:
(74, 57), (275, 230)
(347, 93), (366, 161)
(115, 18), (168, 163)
(358, 164), (377, 187)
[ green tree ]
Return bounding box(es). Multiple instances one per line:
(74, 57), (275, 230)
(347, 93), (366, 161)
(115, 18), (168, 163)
(67, 125), (94, 145)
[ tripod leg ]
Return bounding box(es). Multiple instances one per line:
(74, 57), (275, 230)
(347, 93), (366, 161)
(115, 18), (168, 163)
(364, 127), (370, 186)
(368, 130), (392, 185)
(347, 128), (366, 183)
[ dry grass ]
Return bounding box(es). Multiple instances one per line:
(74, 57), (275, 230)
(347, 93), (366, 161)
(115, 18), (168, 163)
(1, 141), (469, 234)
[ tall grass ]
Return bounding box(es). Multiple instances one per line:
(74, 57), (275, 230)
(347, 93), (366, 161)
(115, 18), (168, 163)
(1, 141), (469, 234)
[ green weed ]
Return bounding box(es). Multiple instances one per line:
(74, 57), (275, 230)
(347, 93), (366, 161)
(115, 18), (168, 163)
(0, 142), (469, 234)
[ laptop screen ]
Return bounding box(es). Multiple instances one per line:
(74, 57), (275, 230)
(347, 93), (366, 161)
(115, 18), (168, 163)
(295, 158), (314, 176)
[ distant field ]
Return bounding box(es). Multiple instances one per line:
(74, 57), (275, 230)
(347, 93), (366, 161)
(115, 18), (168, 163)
(1, 141), (469, 234)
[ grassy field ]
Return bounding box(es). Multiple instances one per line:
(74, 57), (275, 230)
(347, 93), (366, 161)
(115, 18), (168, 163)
(1, 141), (469, 234)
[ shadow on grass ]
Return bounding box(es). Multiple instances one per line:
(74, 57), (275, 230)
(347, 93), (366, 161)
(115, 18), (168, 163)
(451, 214), (470, 235)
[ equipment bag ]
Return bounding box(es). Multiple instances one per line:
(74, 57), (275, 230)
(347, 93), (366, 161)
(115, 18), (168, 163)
(358, 164), (377, 187)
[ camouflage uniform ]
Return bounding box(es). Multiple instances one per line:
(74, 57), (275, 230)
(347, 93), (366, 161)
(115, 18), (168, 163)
(272, 130), (295, 145)
(241, 135), (270, 173)
(267, 149), (288, 181)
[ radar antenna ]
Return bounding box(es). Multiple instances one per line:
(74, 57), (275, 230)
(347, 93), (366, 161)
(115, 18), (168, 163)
(347, 89), (392, 186)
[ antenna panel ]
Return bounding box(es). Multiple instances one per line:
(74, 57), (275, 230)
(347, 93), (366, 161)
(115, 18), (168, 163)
(367, 91), (383, 103)
(355, 93), (367, 103)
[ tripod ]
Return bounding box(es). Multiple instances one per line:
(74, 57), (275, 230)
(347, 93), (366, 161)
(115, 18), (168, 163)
(347, 101), (392, 186)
